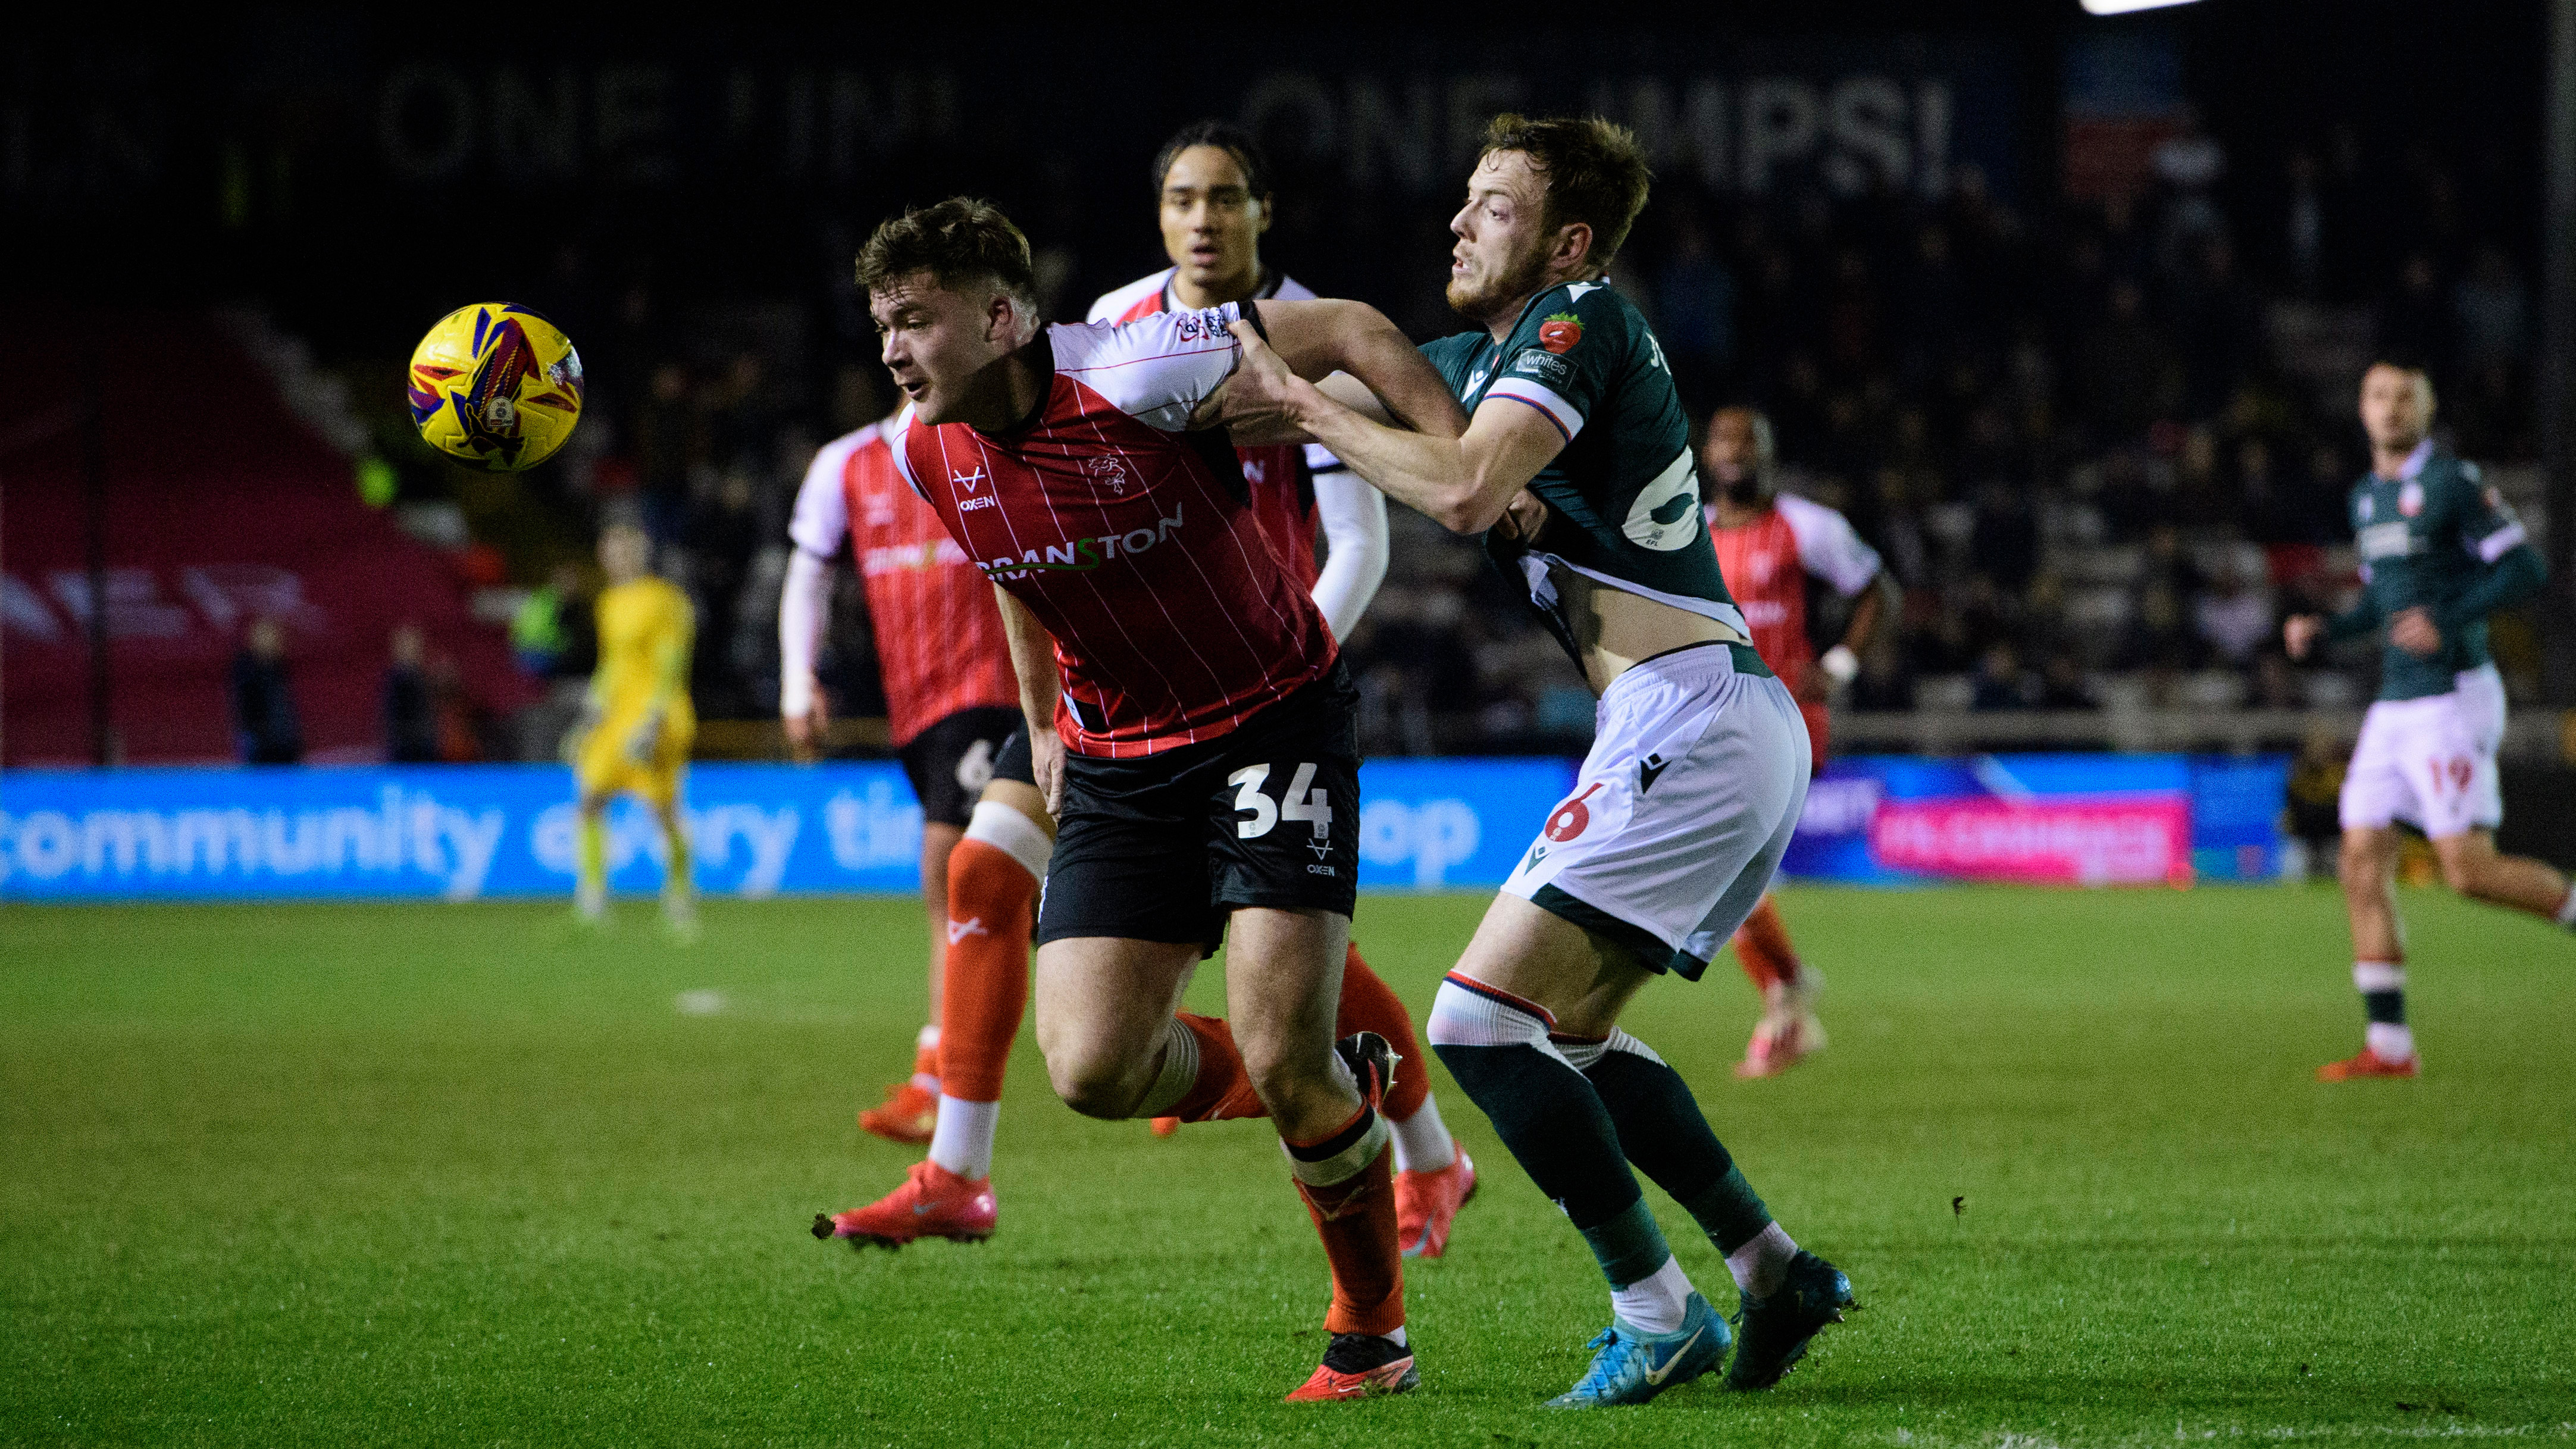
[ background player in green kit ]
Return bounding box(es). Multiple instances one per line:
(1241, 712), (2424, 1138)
(1217, 114), (1850, 1410)
(2284, 361), (2571, 1081)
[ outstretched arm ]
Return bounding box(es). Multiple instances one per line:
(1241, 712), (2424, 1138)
(1239, 299), (1468, 444)
(1222, 320), (1563, 535)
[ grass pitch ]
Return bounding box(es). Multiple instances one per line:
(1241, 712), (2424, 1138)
(2, 884), (2571, 1447)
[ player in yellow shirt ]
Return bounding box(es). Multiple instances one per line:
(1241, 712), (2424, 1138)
(569, 523), (699, 935)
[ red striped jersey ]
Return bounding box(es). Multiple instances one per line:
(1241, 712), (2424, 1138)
(1088, 268), (1340, 588)
(891, 306), (1335, 758)
(788, 420), (1018, 746)
(1705, 493), (1883, 685)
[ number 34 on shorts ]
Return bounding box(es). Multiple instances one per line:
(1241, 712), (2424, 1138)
(1228, 762), (1334, 840)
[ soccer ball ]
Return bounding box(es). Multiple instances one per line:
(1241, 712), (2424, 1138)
(406, 303), (585, 471)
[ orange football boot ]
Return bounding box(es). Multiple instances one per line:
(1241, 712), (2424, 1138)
(1395, 1150), (1476, 1259)
(858, 1081), (938, 1144)
(1282, 1333), (1419, 1401)
(2318, 1047), (2420, 1081)
(1148, 1116), (1181, 1137)
(812, 1160), (996, 1249)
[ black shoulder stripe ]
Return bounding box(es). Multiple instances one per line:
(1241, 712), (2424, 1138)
(1237, 297), (1272, 344)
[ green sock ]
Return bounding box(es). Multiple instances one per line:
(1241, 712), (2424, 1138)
(1580, 1197), (1675, 1290)
(1677, 1165), (1773, 1257)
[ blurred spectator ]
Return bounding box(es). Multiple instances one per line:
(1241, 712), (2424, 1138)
(2280, 725), (2349, 880)
(511, 562), (586, 677)
(384, 624), (440, 763)
(1970, 641), (2034, 711)
(1655, 212), (1738, 408)
(230, 617), (303, 765)
(633, 362), (699, 548)
(2193, 560), (2274, 666)
(2034, 649), (2098, 710)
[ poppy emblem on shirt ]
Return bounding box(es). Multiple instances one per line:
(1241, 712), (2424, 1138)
(1538, 312), (1584, 354)
(2399, 480), (2423, 517)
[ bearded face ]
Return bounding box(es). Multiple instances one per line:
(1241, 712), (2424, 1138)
(1445, 151), (1563, 326)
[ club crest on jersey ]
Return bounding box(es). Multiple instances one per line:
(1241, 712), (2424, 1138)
(1170, 309), (1226, 342)
(2398, 480), (2424, 517)
(1538, 312), (1583, 353)
(1082, 455), (1134, 496)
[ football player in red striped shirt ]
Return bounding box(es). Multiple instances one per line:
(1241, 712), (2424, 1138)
(1086, 119), (1476, 1257)
(781, 398), (1023, 1141)
(1701, 406), (1892, 1078)
(820, 197), (1465, 1401)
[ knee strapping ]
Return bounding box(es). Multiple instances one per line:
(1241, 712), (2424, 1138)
(963, 800), (1052, 882)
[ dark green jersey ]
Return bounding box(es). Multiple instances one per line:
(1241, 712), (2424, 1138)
(1420, 280), (1760, 676)
(2336, 445), (2531, 700)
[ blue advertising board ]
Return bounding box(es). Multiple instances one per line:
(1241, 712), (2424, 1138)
(1782, 753), (2287, 885)
(1, 752), (2280, 903)
(0, 759), (1580, 903)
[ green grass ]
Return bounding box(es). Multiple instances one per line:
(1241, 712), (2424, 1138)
(2, 885), (2572, 1447)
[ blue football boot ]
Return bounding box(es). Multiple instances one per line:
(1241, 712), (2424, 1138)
(1545, 1290), (1729, 1407)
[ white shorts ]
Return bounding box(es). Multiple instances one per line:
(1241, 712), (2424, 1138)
(2339, 663), (2506, 838)
(1501, 642), (1812, 979)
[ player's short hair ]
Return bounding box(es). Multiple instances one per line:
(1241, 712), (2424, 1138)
(1478, 114), (1653, 273)
(857, 198), (1039, 311)
(1151, 119), (1272, 202)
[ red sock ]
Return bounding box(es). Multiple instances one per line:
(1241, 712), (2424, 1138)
(1334, 943), (1429, 1123)
(1292, 1146), (1405, 1336)
(1168, 1013), (1267, 1121)
(934, 838), (1035, 1103)
(1731, 894), (1802, 992)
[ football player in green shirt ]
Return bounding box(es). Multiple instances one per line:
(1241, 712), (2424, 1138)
(2284, 361), (2568, 1080)
(1221, 114), (1849, 1409)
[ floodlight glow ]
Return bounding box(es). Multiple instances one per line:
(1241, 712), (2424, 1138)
(2079, 0), (2202, 14)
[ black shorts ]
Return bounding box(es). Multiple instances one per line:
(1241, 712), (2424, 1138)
(897, 705), (1024, 829)
(992, 727), (1035, 790)
(1038, 663), (1360, 955)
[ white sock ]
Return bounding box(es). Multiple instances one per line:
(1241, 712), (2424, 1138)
(1388, 1096), (1456, 1174)
(575, 879), (605, 918)
(1378, 1326), (1408, 1348)
(1726, 1222), (1799, 1300)
(2365, 1022), (2416, 1062)
(926, 1096), (999, 1180)
(912, 1024), (942, 1091)
(2555, 888), (2576, 928)
(1610, 1253), (1695, 1335)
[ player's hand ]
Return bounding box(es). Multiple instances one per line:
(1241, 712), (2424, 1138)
(1201, 320), (1307, 437)
(2283, 614), (2324, 661)
(625, 709), (663, 765)
(782, 689), (828, 765)
(1029, 729), (1066, 816)
(2390, 606), (2442, 657)
(1489, 489), (1550, 547)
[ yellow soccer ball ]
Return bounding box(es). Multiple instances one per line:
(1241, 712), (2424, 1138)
(406, 303), (585, 471)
